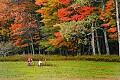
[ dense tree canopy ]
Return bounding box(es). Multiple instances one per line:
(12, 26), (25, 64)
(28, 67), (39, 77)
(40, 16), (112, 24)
(0, 0), (120, 56)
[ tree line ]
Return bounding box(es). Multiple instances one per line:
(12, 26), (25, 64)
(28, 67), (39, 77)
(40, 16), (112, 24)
(0, 0), (120, 56)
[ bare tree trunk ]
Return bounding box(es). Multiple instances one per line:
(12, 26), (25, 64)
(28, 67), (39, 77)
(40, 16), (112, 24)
(95, 30), (101, 55)
(77, 44), (81, 56)
(102, 0), (105, 11)
(39, 46), (41, 54)
(115, 0), (120, 56)
(101, 0), (110, 55)
(97, 28), (110, 55)
(29, 34), (35, 55)
(91, 23), (96, 55)
(104, 28), (110, 55)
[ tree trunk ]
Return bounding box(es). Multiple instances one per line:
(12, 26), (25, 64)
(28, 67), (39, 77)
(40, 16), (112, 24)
(27, 46), (30, 54)
(115, 0), (120, 56)
(97, 28), (110, 55)
(79, 44), (81, 56)
(102, 0), (105, 11)
(104, 28), (110, 55)
(39, 46), (41, 54)
(91, 23), (96, 55)
(59, 49), (62, 55)
(29, 34), (35, 55)
(95, 30), (101, 55)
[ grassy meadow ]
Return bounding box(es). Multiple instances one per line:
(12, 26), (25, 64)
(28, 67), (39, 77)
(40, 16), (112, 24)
(0, 60), (120, 80)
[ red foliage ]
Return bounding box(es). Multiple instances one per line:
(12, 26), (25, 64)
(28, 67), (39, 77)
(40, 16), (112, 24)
(77, 15), (86, 21)
(57, 37), (62, 42)
(57, 6), (95, 22)
(71, 14), (80, 21)
(59, 17), (71, 21)
(55, 32), (61, 37)
(60, 0), (71, 5)
(109, 28), (117, 33)
(55, 32), (63, 42)
(58, 8), (71, 18)
(10, 24), (20, 30)
(13, 39), (20, 45)
(101, 23), (110, 27)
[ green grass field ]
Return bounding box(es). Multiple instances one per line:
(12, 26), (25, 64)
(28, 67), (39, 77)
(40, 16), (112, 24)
(0, 61), (120, 80)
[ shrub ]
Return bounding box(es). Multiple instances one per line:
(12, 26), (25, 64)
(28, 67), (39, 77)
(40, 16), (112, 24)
(0, 54), (120, 62)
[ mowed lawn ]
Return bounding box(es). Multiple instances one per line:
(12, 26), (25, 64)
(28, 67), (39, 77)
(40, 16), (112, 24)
(0, 61), (120, 80)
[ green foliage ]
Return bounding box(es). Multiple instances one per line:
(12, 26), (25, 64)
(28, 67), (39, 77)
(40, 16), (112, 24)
(0, 0), (119, 55)
(87, 13), (99, 22)
(60, 13), (99, 44)
(39, 25), (58, 51)
(60, 20), (90, 42)
(73, 0), (89, 6)
(36, 0), (61, 51)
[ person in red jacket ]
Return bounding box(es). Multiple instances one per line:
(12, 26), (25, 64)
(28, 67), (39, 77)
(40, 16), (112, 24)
(28, 57), (32, 66)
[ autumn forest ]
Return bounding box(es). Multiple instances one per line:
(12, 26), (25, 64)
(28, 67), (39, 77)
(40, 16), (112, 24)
(0, 0), (120, 56)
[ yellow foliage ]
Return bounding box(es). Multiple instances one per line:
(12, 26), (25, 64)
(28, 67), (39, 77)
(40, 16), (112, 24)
(41, 19), (52, 24)
(49, 0), (60, 8)
(53, 24), (63, 28)
(0, 28), (9, 35)
(35, 0), (47, 5)
(36, 0), (60, 26)
(18, 43), (29, 48)
(49, 39), (59, 46)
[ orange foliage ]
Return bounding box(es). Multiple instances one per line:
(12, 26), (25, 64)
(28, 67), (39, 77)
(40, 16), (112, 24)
(57, 37), (63, 42)
(18, 44), (29, 48)
(60, 0), (71, 5)
(57, 6), (95, 22)
(10, 24), (20, 30)
(106, 0), (114, 7)
(10, 23), (26, 32)
(0, 3), (7, 12)
(0, 0), (11, 3)
(13, 39), (20, 45)
(36, 9), (49, 17)
(35, 0), (47, 5)
(49, 38), (76, 52)
(108, 27), (117, 33)
(35, 0), (60, 25)
(9, 1), (38, 48)
(49, 39), (59, 46)
(101, 23), (110, 27)
(109, 34), (115, 38)
(99, 0), (117, 40)
(99, 0), (115, 23)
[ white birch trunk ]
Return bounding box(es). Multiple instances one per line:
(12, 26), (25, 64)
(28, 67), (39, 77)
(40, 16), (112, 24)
(104, 28), (110, 55)
(91, 23), (95, 55)
(115, 0), (120, 56)
(97, 28), (110, 55)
